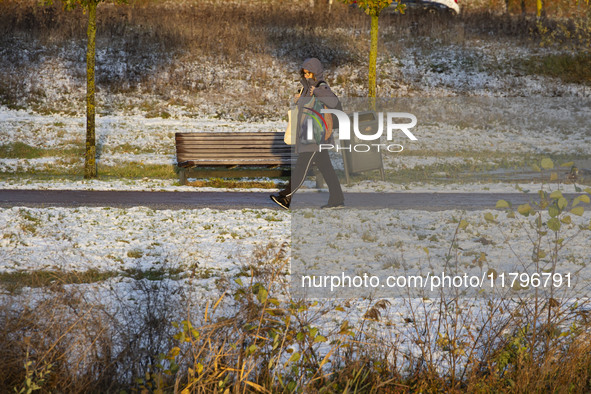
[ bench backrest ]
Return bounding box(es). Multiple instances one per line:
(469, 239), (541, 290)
(176, 132), (292, 167)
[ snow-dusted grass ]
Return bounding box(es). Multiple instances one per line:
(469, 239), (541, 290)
(2, 200), (589, 292)
(0, 107), (286, 175)
(2, 98), (590, 192)
(292, 206), (591, 298)
(0, 206), (289, 275)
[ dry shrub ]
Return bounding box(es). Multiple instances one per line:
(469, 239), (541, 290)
(0, 283), (118, 391)
(0, 265), (186, 392)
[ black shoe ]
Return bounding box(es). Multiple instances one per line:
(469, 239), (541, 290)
(270, 194), (290, 210)
(321, 201), (345, 209)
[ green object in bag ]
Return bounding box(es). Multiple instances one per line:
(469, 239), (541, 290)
(301, 97), (330, 145)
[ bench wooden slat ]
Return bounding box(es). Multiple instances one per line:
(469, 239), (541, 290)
(177, 150), (290, 155)
(177, 144), (291, 149)
(177, 138), (285, 144)
(176, 132), (279, 136)
(180, 159), (293, 166)
(176, 135), (283, 140)
(177, 149), (291, 154)
(177, 151), (290, 159)
(178, 156), (290, 161)
(180, 141), (290, 150)
(177, 134), (284, 138)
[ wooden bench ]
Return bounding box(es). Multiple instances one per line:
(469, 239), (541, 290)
(175, 132), (294, 185)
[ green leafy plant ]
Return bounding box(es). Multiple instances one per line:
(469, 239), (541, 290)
(13, 348), (53, 394)
(490, 158), (591, 384)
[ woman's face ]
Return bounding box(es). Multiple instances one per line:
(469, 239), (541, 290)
(302, 69), (314, 80)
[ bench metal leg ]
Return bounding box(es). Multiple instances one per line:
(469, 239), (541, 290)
(179, 168), (188, 185)
(314, 167), (325, 189)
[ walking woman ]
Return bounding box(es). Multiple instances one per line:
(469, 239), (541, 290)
(270, 58), (344, 209)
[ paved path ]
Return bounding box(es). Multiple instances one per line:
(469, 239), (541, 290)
(0, 189), (582, 211)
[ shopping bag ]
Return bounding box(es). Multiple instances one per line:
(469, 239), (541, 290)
(284, 107), (297, 145)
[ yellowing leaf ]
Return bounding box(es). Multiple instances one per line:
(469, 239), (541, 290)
(541, 158), (554, 169)
(561, 161), (574, 167)
(570, 206), (585, 216)
(579, 195), (590, 204)
(496, 200), (510, 208)
(548, 217), (561, 231)
(561, 215), (572, 224)
(288, 352), (301, 363)
(573, 197), (581, 207)
(550, 190), (563, 199)
(268, 298), (280, 306)
(484, 212), (495, 222)
(244, 381), (267, 392)
(518, 204), (532, 216)
(257, 287), (268, 304)
(550, 172), (558, 181)
(458, 219), (469, 229)
(487, 268), (498, 279)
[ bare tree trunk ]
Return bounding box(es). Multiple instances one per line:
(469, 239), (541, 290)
(369, 14), (378, 99)
(85, 0), (97, 179)
(521, 0), (526, 15)
(505, 0), (510, 14)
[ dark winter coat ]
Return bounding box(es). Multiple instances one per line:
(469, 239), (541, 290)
(295, 58), (339, 154)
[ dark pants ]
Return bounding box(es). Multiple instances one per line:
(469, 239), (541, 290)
(279, 150), (344, 204)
